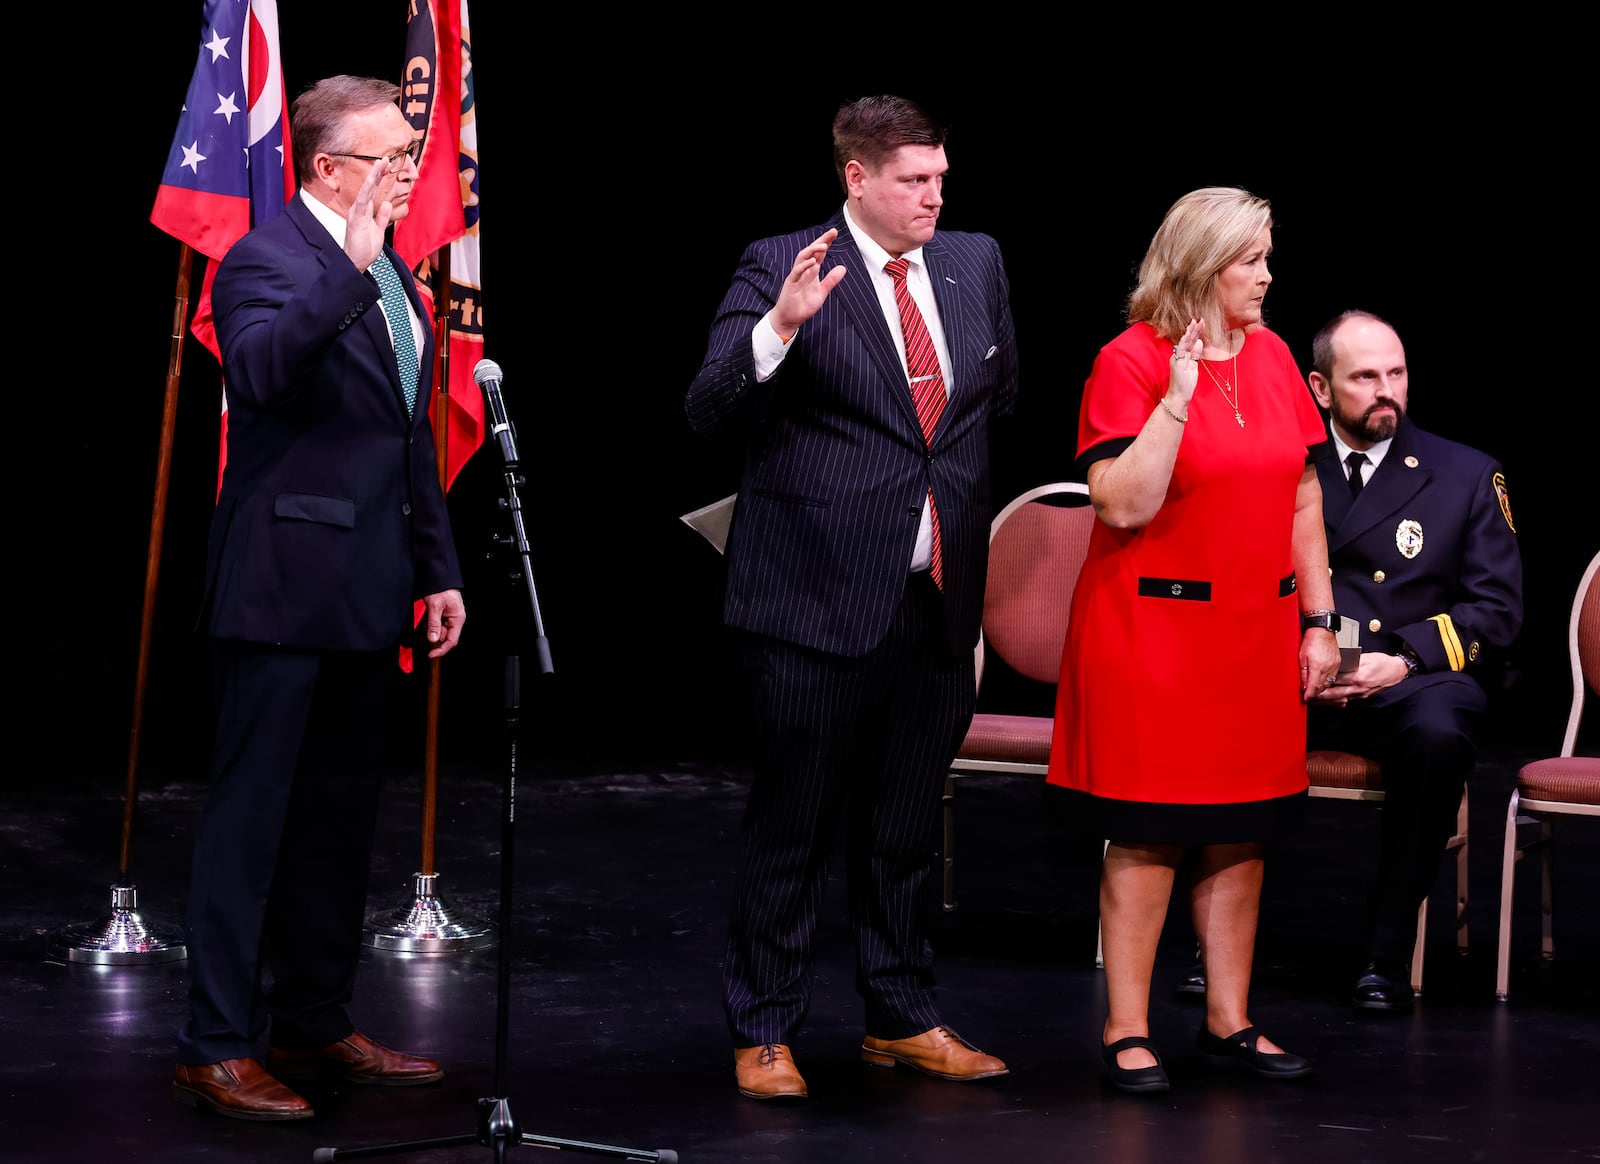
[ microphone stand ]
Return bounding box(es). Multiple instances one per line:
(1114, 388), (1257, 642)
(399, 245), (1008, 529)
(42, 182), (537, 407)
(313, 379), (675, 1163)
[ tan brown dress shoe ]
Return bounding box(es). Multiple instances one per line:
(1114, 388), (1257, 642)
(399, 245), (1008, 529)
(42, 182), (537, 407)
(860, 1025), (1009, 1081)
(733, 1042), (808, 1100)
(173, 1057), (315, 1121)
(268, 1029), (444, 1086)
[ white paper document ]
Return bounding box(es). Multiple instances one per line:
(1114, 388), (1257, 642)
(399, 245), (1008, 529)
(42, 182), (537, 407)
(1336, 616), (1362, 673)
(680, 494), (737, 555)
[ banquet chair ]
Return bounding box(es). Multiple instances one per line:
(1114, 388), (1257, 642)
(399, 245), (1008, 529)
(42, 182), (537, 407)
(1495, 548), (1600, 1001)
(1303, 751), (1469, 995)
(941, 482), (1094, 912)
(1090, 731), (1470, 997)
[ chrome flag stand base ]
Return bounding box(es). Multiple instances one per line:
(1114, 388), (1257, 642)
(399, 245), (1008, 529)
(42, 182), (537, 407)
(363, 872), (497, 953)
(51, 884), (187, 964)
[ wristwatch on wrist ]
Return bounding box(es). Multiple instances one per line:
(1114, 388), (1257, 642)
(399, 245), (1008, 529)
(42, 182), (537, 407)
(1395, 647), (1422, 678)
(1301, 609), (1341, 633)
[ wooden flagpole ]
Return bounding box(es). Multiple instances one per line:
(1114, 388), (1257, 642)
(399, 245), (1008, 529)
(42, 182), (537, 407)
(51, 244), (197, 963)
(422, 244), (452, 876)
(363, 244), (494, 952)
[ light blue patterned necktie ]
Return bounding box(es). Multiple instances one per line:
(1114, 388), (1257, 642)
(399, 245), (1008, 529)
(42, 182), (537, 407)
(370, 252), (419, 416)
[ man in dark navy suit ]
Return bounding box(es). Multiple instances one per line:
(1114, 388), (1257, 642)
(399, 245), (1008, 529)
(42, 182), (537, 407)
(171, 76), (466, 1121)
(686, 94), (1018, 1099)
(1305, 310), (1523, 1011)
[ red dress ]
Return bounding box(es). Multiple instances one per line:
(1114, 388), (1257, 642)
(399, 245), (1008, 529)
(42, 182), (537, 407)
(1045, 322), (1330, 842)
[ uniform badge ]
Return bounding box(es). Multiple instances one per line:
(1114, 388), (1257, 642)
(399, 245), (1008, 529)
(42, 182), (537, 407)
(1396, 519), (1424, 559)
(1493, 472), (1516, 532)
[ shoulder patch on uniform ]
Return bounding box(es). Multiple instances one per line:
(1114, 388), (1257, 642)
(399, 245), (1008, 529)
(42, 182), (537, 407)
(1493, 472), (1515, 532)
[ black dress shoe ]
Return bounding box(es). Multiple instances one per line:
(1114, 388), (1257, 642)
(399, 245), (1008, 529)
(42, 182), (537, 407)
(1196, 1025), (1311, 1079)
(1352, 960), (1415, 1012)
(1174, 960), (1206, 998)
(1100, 1035), (1170, 1094)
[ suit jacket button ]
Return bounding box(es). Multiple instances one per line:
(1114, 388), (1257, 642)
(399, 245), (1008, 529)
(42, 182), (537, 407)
(1368, 618), (1382, 633)
(1373, 570), (1386, 583)
(402, 502), (412, 516)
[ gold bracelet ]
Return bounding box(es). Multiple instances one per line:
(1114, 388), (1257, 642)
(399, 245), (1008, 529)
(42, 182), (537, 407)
(1158, 397), (1188, 424)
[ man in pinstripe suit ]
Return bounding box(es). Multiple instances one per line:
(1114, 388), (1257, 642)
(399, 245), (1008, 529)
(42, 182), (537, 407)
(686, 95), (1018, 1100)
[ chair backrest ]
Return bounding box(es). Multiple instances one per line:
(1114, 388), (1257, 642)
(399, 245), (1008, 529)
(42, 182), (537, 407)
(1559, 549), (1600, 758)
(979, 482), (1095, 686)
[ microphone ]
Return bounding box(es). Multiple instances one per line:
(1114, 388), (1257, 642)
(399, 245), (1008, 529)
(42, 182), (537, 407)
(474, 358), (519, 465)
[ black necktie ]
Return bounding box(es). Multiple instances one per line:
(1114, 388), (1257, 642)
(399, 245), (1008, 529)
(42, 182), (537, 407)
(1345, 451), (1368, 500)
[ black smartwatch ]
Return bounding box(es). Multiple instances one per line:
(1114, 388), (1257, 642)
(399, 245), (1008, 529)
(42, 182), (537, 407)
(1301, 609), (1341, 633)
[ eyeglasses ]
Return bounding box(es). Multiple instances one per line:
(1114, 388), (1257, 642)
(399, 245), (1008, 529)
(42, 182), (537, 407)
(331, 142), (421, 169)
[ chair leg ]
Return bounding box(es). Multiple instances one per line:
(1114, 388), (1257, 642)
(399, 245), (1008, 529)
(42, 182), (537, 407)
(1539, 819), (1554, 961)
(1094, 838), (1108, 968)
(1495, 790), (1520, 1001)
(1411, 899), (1427, 994)
(942, 775), (957, 913)
(1455, 786), (1469, 954)
(1421, 785), (1471, 998)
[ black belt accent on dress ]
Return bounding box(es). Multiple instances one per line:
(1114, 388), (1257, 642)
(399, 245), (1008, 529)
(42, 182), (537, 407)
(1279, 573), (1297, 597)
(1137, 577), (1211, 601)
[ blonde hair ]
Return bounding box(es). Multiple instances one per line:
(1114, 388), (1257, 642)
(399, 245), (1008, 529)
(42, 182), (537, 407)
(1126, 186), (1274, 347)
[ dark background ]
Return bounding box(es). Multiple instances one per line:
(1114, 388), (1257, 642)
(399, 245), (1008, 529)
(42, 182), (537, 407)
(14, 12), (1589, 788)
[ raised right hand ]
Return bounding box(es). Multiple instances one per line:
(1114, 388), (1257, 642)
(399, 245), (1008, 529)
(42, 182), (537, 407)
(770, 228), (848, 338)
(1167, 317), (1204, 407)
(344, 156), (397, 273)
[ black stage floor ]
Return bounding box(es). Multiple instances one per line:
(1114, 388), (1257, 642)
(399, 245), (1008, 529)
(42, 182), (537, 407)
(4, 721), (1597, 1164)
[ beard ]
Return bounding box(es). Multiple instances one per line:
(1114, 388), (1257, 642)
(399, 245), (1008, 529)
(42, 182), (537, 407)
(1336, 396), (1404, 443)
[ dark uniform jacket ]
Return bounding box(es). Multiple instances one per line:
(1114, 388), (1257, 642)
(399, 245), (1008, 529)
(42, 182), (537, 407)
(1316, 420), (1522, 688)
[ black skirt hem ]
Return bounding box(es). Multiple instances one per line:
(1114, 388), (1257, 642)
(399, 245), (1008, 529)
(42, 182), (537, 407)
(1054, 788), (1307, 845)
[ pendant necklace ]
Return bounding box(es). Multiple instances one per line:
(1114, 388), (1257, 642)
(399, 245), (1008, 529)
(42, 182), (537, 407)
(1200, 335), (1244, 427)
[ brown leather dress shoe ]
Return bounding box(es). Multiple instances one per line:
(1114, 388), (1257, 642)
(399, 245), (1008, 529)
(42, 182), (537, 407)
(173, 1058), (315, 1121)
(860, 1026), (1009, 1081)
(268, 1030), (444, 1086)
(733, 1042), (808, 1100)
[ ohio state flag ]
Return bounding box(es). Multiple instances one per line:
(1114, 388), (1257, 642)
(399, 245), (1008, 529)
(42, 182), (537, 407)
(150, 0), (293, 495)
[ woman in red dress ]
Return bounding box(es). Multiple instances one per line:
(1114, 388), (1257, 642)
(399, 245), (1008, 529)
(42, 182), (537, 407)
(1046, 187), (1341, 1093)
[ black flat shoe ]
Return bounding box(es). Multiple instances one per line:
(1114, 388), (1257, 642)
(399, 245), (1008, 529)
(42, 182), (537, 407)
(1174, 959), (1207, 998)
(1352, 960), (1415, 1013)
(1196, 1025), (1311, 1079)
(1100, 1035), (1170, 1094)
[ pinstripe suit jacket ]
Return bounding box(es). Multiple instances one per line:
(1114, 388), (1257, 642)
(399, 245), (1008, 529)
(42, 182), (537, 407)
(687, 211), (1019, 656)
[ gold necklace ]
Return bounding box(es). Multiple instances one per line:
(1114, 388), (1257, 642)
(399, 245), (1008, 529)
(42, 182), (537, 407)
(1199, 338), (1243, 427)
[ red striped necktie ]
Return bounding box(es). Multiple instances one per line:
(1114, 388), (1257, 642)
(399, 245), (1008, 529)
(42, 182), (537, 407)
(885, 257), (946, 588)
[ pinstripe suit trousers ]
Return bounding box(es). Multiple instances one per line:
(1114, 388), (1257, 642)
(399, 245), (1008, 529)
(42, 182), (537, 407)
(722, 573), (977, 1046)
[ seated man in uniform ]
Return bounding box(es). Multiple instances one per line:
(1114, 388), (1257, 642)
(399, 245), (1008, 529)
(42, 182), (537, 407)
(1179, 309), (1523, 1012)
